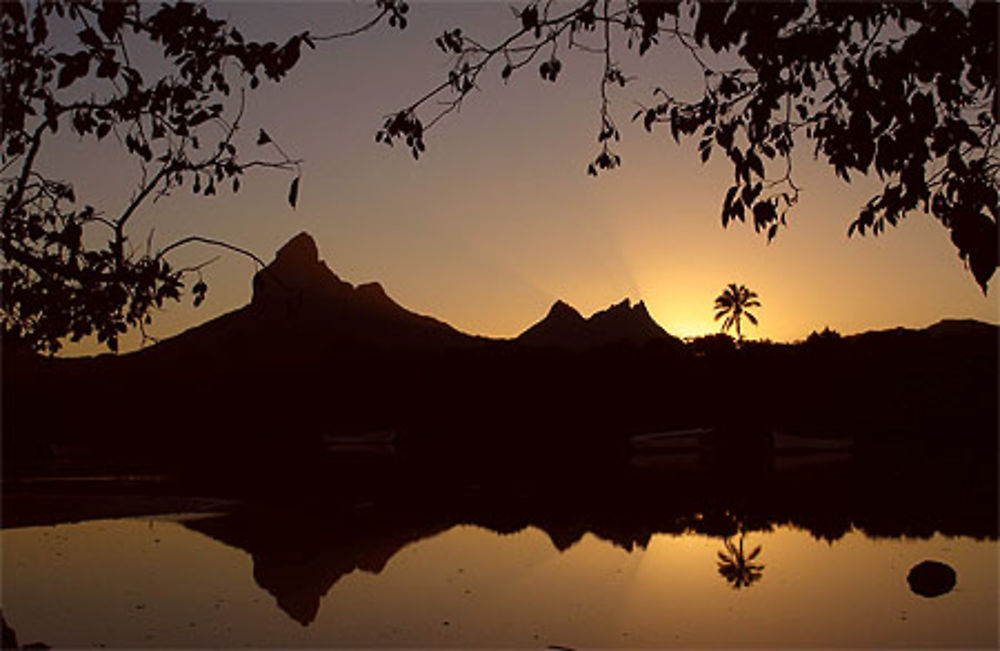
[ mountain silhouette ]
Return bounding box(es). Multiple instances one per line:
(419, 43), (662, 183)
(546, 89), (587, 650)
(136, 233), (679, 364)
(2, 232), (996, 481)
(517, 298), (679, 349)
(137, 232), (479, 365)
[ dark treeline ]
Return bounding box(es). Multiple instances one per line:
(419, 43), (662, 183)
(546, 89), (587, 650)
(3, 233), (995, 487)
(3, 315), (995, 476)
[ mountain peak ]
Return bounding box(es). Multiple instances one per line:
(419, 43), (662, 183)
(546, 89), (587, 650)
(589, 297), (635, 323)
(518, 297), (675, 349)
(275, 231), (319, 267)
(547, 300), (585, 321)
(607, 298), (631, 313)
(252, 232), (351, 307)
(239, 233), (472, 348)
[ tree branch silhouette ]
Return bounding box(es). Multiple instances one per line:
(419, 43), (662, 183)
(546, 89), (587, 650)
(1, 0), (406, 353)
(383, 0), (998, 291)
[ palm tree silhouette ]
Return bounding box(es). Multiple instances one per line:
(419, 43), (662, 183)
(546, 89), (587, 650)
(716, 532), (764, 589)
(713, 284), (761, 341)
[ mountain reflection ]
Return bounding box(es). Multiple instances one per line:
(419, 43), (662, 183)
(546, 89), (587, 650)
(185, 511), (450, 625)
(181, 457), (996, 625)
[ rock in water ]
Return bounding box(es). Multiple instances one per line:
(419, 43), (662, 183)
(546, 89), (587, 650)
(907, 560), (956, 597)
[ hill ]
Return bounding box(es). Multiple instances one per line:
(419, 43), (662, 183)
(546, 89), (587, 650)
(517, 298), (681, 349)
(132, 232), (480, 367)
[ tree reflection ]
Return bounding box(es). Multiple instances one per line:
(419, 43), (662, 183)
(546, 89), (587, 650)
(717, 532), (764, 589)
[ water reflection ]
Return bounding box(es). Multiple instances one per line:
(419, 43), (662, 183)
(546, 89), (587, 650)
(184, 511), (450, 626)
(4, 518), (997, 648)
(172, 458), (995, 628)
(717, 532), (765, 589)
(3, 446), (997, 646)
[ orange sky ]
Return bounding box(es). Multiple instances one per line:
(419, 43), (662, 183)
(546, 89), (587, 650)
(40, 2), (997, 355)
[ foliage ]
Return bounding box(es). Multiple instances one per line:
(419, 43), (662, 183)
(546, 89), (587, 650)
(686, 331), (736, 357)
(384, 0), (998, 291)
(1, 0), (408, 353)
(806, 326), (843, 347)
(714, 283), (760, 340)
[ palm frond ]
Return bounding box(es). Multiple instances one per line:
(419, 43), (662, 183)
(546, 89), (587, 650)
(713, 284), (761, 337)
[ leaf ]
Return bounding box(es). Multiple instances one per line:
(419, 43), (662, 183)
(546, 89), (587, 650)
(96, 57), (119, 79)
(752, 200), (777, 230)
(288, 176), (300, 209)
(98, 1), (127, 39)
(77, 27), (102, 49)
(257, 128), (271, 145)
(520, 5), (538, 31)
(58, 64), (80, 89)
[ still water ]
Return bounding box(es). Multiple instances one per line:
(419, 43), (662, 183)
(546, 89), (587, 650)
(3, 515), (996, 648)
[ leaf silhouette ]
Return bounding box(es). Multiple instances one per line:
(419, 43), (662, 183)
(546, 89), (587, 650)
(288, 176), (300, 209)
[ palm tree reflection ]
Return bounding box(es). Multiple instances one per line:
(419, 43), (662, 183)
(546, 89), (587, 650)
(717, 532), (764, 589)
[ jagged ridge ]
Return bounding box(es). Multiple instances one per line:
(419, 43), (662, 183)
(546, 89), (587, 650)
(517, 297), (678, 349)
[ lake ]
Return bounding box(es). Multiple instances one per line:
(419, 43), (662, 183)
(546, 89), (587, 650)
(2, 513), (996, 648)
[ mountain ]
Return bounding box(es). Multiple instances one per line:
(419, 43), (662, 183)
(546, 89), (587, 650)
(924, 318), (999, 339)
(3, 232), (996, 479)
(517, 297), (679, 349)
(136, 232), (479, 364)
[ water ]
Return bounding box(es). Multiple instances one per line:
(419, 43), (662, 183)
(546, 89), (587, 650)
(3, 515), (996, 648)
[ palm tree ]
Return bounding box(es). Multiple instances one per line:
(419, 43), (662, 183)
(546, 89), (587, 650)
(714, 284), (761, 341)
(716, 532), (765, 589)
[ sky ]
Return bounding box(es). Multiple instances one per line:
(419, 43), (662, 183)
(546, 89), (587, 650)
(36, 1), (999, 355)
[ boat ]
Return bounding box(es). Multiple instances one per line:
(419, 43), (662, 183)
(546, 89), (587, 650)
(629, 428), (714, 451)
(772, 431), (853, 453)
(323, 429), (397, 455)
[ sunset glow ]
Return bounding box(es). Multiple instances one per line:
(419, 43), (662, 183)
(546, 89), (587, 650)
(33, 1), (996, 355)
(4, 3), (997, 649)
